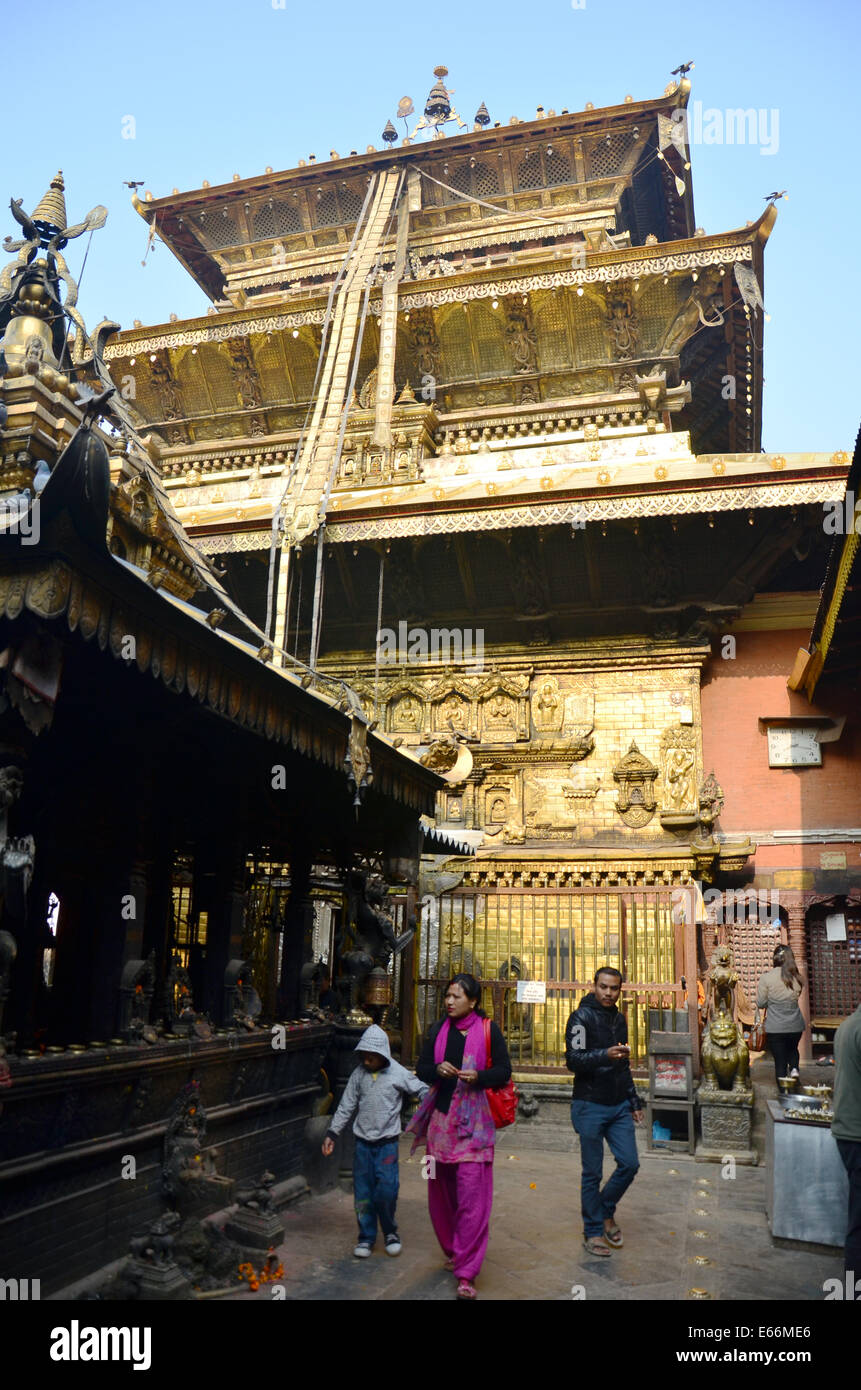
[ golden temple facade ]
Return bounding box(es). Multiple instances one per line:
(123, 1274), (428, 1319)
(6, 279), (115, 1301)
(104, 70), (849, 1069)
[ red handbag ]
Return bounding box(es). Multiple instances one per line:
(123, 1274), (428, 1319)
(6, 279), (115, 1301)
(483, 1018), (518, 1128)
(748, 1012), (766, 1052)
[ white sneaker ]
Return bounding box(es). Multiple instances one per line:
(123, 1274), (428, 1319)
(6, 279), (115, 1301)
(385, 1236), (402, 1256)
(353, 1242), (372, 1258)
(790, 1068), (799, 1078)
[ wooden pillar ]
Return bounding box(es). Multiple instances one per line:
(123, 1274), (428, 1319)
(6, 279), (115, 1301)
(279, 844), (313, 1018)
(8, 876), (53, 1049)
(202, 835), (247, 1024)
(273, 542), (293, 664)
(786, 895), (812, 1061)
(683, 893), (700, 1076)
(400, 885), (418, 1064)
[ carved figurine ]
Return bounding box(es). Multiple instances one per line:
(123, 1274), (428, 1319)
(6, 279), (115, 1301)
(234, 1171), (276, 1214)
(702, 945), (738, 1021)
(700, 1005), (751, 1093)
(699, 946), (750, 1093)
(129, 1210), (181, 1265)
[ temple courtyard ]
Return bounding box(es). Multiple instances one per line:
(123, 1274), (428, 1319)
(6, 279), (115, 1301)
(219, 1061), (841, 1304)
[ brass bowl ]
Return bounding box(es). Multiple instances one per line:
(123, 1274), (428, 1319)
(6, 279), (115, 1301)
(801, 1084), (832, 1098)
(777, 1076), (798, 1094)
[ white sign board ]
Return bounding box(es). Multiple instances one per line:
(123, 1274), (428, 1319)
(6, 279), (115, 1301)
(516, 980), (547, 1004)
(826, 913), (847, 942)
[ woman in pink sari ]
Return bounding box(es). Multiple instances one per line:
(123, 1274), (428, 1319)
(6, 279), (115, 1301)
(408, 973), (512, 1299)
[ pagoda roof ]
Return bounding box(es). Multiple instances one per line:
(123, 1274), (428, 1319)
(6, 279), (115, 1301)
(133, 80), (695, 303)
(0, 420), (443, 822)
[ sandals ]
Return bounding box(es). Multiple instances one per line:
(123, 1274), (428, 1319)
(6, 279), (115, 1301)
(456, 1278), (477, 1299)
(583, 1236), (612, 1257)
(603, 1222), (624, 1248)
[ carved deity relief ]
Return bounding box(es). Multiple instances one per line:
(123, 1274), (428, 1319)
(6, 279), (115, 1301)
(435, 691), (470, 734)
(446, 795), (463, 821)
(613, 741), (659, 829)
(504, 296), (538, 374)
(391, 692), (423, 732)
(481, 692), (516, 744)
(481, 779), (518, 836)
(223, 336), (262, 410)
(524, 769), (579, 834)
(605, 287), (640, 361)
(476, 675), (530, 743)
(532, 676), (564, 734)
(660, 725), (698, 814)
(148, 352), (184, 421)
(359, 368), (378, 410)
(407, 308), (440, 380)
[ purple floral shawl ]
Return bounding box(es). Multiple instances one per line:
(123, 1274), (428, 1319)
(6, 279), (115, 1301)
(406, 1013), (496, 1161)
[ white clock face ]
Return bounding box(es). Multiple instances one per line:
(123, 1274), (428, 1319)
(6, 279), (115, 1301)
(767, 727), (822, 767)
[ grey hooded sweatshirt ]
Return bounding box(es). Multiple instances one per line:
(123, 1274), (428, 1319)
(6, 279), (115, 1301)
(326, 1025), (429, 1144)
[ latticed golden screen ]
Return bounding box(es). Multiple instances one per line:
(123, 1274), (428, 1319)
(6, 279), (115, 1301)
(416, 890), (678, 1067)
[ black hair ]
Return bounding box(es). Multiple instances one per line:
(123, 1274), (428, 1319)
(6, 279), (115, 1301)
(594, 966), (623, 985)
(444, 972), (487, 1018)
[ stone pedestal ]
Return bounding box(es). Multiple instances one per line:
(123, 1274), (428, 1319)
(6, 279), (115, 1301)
(131, 1259), (192, 1300)
(696, 1088), (756, 1164)
(223, 1205), (285, 1251)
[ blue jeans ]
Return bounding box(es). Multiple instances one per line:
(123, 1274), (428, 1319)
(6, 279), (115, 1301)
(571, 1099), (640, 1238)
(353, 1137), (400, 1245)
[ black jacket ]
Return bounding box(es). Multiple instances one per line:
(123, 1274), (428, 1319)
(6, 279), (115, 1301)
(416, 1016), (512, 1114)
(565, 992), (641, 1110)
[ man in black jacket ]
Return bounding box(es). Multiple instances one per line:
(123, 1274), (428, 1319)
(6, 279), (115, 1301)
(565, 966), (644, 1256)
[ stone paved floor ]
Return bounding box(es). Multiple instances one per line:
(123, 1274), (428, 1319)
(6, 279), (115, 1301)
(224, 1127), (843, 1302)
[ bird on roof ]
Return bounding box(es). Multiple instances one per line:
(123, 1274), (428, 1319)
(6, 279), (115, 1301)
(671, 62), (694, 77)
(123, 181), (145, 191)
(80, 386), (116, 427)
(764, 190), (788, 203)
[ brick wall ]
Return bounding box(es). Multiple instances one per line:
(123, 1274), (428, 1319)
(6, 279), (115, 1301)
(701, 628), (860, 836)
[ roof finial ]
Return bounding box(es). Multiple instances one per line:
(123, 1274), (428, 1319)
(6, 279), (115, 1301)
(31, 171), (67, 235)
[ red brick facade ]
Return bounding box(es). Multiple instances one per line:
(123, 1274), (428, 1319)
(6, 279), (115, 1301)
(701, 625), (861, 1056)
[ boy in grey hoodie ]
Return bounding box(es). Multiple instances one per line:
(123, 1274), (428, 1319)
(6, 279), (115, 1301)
(322, 1024), (428, 1257)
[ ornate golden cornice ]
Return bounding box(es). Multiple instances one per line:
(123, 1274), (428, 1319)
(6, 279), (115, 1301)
(103, 242), (754, 362)
(323, 479), (841, 542)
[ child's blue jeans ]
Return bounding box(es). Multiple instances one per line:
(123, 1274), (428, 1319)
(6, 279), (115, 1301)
(353, 1136), (400, 1245)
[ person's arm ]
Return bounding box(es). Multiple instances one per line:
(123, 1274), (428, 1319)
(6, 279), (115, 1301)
(565, 1007), (608, 1074)
(756, 975), (768, 1009)
(415, 1021), (442, 1084)
(325, 1066), (361, 1139)
(401, 1069), (430, 1099)
(626, 1065), (643, 1113)
(474, 1021), (512, 1089)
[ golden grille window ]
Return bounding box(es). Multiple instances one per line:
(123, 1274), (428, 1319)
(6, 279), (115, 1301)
(314, 185), (365, 228)
(196, 208), (241, 250)
(449, 161), (500, 201)
(516, 151), (544, 190)
(588, 133), (635, 179)
(253, 200), (303, 239)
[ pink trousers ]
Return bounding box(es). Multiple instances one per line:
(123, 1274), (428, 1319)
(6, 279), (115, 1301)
(427, 1160), (494, 1280)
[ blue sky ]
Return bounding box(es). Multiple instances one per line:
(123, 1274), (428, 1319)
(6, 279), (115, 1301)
(4, 0), (858, 452)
